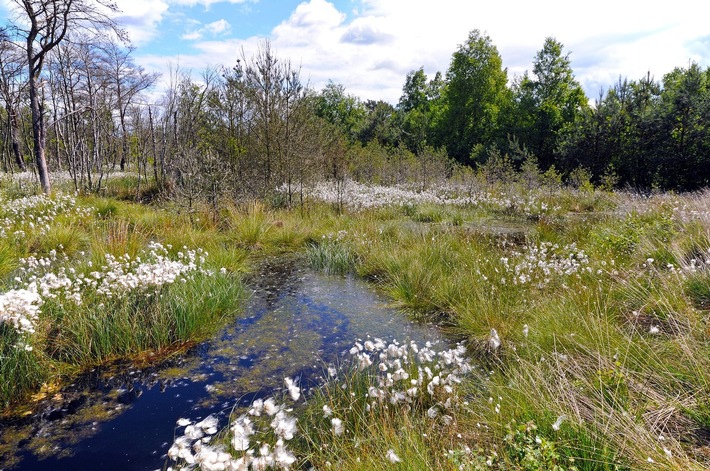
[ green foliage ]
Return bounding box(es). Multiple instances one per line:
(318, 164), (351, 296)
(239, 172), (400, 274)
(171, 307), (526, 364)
(504, 421), (577, 471)
(684, 399), (710, 430)
(398, 68), (447, 154)
(567, 166), (594, 192)
(306, 239), (355, 275)
(398, 68), (431, 113)
(477, 147), (516, 187)
(558, 64), (710, 191)
(518, 155), (543, 190)
(685, 273), (710, 309)
(654, 63), (710, 189)
(589, 210), (676, 260)
(541, 165), (564, 189)
(44, 271), (244, 365)
(314, 81), (367, 143)
(438, 29), (512, 163)
(0, 326), (46, 408)
(357, 100), (401, 148)
(594, 362), (630, 409)
(598, 165), (620, 191)
(512, 37), (588, 169)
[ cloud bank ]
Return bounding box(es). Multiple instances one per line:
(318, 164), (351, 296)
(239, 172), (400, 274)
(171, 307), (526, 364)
(4, 0), (702, 103)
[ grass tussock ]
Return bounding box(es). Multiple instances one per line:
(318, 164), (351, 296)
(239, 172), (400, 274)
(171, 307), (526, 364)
(42, 271), (245, 365)
(0, 191), (256, 408)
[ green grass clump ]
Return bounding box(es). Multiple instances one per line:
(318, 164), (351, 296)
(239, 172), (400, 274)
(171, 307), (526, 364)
(230, 201), (276, 247)
(0, 190), (256, 409)
(43, 271), (245, 365)
(306, 240), (355, 275)
(685, 273), (710, 309)
(0, 243), (19, 281)
(293, 340), (479, 470)
(31, 223), (91, 256)
(0, 327), (46, 408)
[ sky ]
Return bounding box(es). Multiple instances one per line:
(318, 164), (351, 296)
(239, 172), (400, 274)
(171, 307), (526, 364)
(3, 0), (710, 104)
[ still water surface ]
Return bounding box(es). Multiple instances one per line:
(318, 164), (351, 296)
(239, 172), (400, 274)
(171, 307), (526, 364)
(0, 260), (443, 470)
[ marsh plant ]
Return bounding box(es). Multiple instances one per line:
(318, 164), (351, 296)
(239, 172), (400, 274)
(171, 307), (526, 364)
(167, 379), (301, 471)
(306, 231), (356, 275)
(166, 338), (475, 470)
(3, 177), (710, 469)
(0, 190), (246, 407)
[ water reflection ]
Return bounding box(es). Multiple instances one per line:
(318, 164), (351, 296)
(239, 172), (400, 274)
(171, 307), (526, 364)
(0, 259), (443, 470)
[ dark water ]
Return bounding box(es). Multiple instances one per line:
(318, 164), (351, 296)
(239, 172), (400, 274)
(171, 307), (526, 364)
(0, 260), (443, 470)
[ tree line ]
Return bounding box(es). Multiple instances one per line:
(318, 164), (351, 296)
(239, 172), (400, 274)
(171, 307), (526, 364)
(318, 31), (710, 192)
(2, 2), (709, 202)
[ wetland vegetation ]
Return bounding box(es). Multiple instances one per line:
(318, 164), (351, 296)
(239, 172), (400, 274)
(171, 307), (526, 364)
(1, 173), (710, 470)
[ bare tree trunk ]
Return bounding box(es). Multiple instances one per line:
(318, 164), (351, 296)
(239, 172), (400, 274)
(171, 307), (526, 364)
(29, 74), (50, 193)
(149, 106), (159, 184)
(6, 104), (25, 171)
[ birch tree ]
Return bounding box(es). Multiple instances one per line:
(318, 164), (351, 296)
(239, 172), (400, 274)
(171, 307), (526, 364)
(6, 0), (126, 193)
(0, 28), (27, 171)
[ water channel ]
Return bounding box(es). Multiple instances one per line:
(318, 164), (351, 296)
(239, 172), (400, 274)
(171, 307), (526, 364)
(0, 259), (445, 470)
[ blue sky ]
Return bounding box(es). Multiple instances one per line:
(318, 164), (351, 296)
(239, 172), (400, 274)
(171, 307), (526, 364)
(3, 0), (710, 103)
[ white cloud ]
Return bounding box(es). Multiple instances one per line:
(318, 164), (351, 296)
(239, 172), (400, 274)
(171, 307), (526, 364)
(134, 0), (710, 103)
(167, 0), (254, 9)
(205, 19), (231, 35)
(181, 18), (232, 40)
(181, 31), (203, 40)
(114, 0), (170, 45)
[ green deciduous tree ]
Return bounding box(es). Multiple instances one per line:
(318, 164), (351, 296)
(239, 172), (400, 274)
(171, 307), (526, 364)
(655, 63), (710, 189)
(398, 68), (429, 114)
(437, 30), (511, 164)
(512, 37), (587, 168)
(314, 81), (366, 143)
(398, 67), (445, 154)
(357, 99), (400, 148)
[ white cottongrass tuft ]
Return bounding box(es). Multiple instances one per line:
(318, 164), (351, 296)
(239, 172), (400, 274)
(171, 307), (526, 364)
(14, 241), (214, 309)
(170, 394), (300, 469)
(284, 377), (300, 402)
(501, 241), (593, 288)
(552, 414), (565, 431)
(263, 397), (279, 416)
(176, 418), (191, 427)
(386, 449), (402, 463)
(280, 180), (557, 218)
(271, 410), (297, 441)
(488, 329), (501, 351)
(0, 288), (43, 335)
(231, 416), (254, 451)
(166, 338), (472, 470)
(331, 417), (344, 436)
